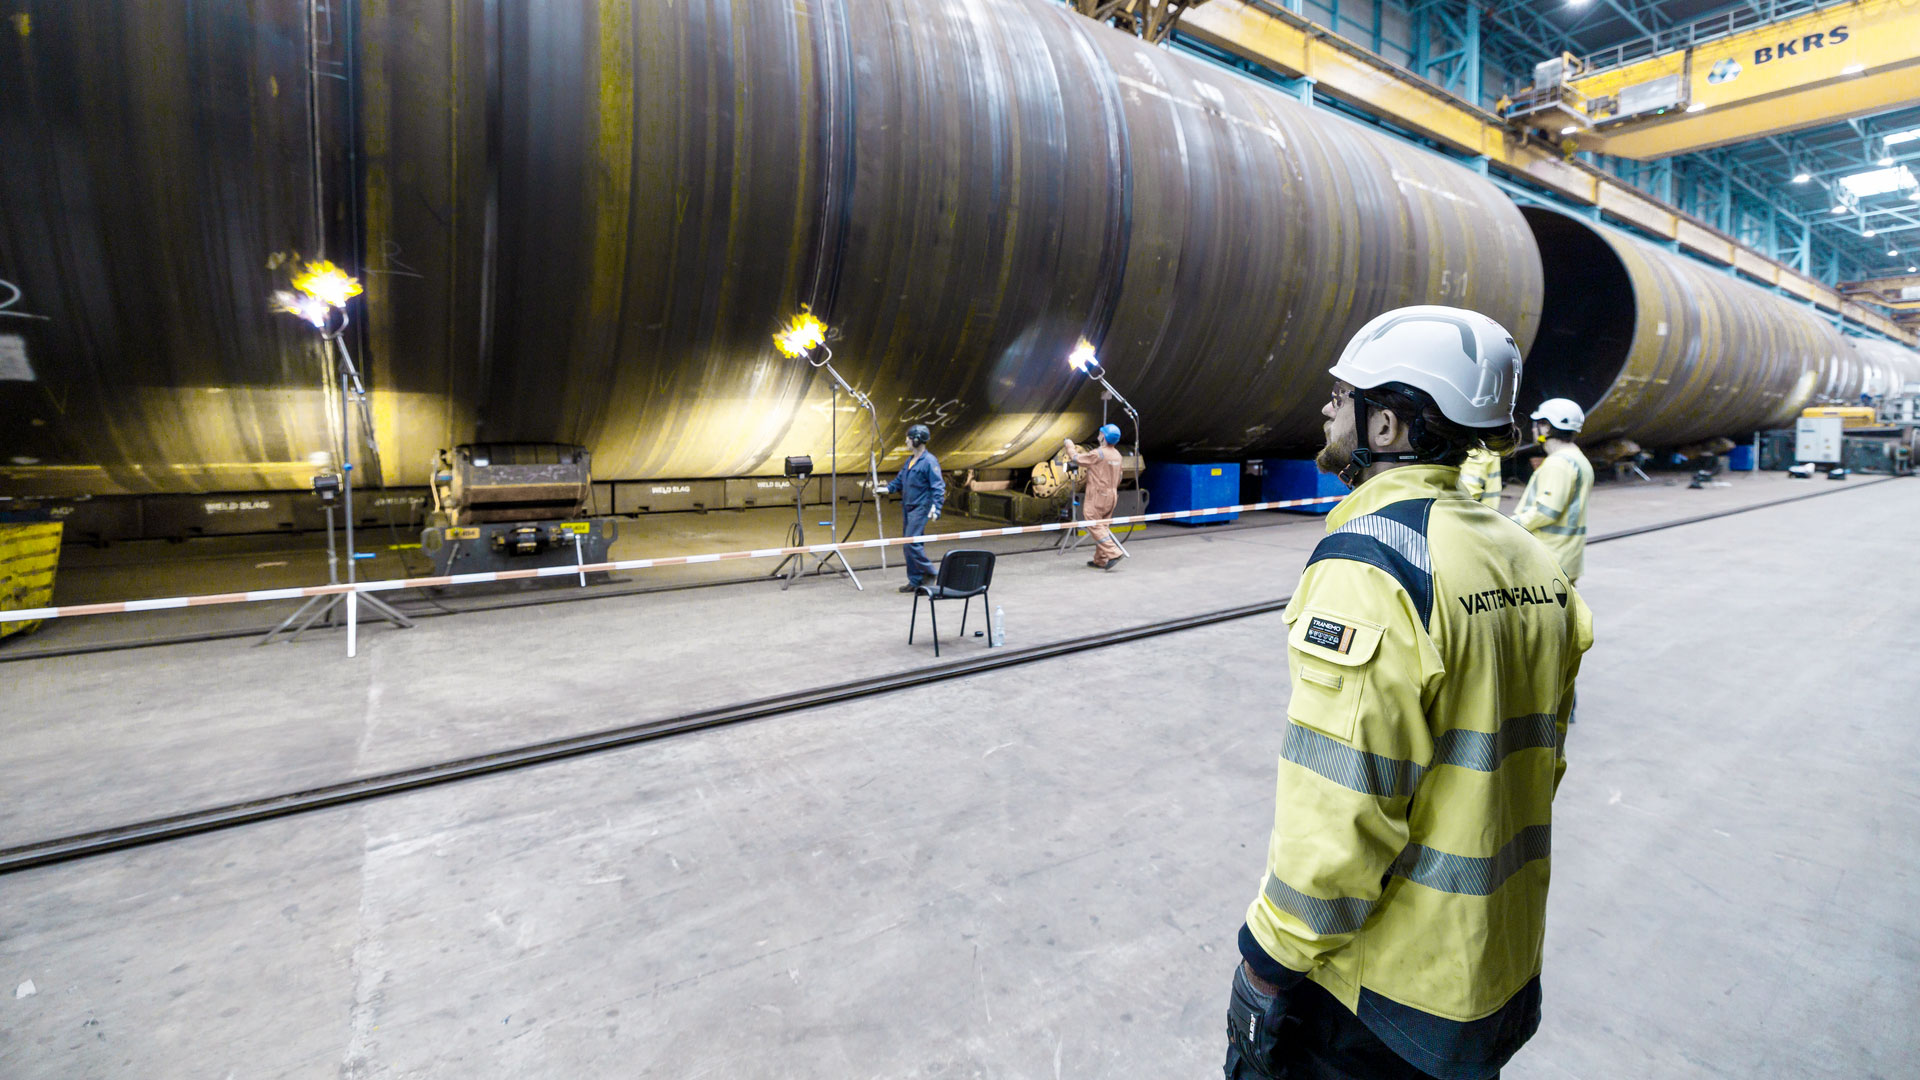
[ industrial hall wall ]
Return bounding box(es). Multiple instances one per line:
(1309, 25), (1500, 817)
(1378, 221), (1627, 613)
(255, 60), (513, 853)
(0, 0), (1912, 499)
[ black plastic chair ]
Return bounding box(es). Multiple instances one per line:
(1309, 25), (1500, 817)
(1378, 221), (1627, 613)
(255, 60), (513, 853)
(909, 549), (996, 657)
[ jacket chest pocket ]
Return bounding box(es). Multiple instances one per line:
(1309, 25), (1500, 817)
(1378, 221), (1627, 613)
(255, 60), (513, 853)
(1284, 607), (1385, 743)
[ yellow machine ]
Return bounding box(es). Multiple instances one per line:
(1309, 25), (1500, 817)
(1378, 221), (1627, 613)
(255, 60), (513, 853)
(1801, 406), (1880, 429)
(0, 522), (63, 640)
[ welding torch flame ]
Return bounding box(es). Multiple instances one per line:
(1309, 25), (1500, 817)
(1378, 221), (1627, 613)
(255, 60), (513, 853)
(291, 260), (364, 309)
(271, 289), (331, 328)
(773, 308), (829, 358)
(1067, 338), (1100, 374)
(272, 259), (363, 329)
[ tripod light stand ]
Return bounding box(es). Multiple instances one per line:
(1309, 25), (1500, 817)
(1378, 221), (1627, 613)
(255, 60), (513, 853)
(263, 262), (413, 656)
(772, 310), (888, 590)
(773, 455), (815, 589)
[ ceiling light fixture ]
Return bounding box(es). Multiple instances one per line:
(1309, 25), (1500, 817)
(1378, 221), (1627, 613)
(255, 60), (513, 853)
(1793, 172), (1811, 183)
(1838, 165), (1916, 198)
(1560, 125), (1578, 135)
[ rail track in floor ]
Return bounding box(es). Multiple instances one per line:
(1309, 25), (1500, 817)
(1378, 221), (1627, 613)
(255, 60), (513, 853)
(0, 474), (1900, 876)
(0, 512), (1327, 662)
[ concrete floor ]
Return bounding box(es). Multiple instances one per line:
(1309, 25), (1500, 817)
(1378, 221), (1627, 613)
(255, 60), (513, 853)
(4, 468), (1843, 656)
(1, 473), (1915, 1077)
(0, 472), (1847, 842)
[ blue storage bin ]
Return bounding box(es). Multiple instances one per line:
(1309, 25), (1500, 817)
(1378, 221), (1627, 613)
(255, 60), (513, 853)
(1258, 459), (1347, 515)
(1728, 443), (1755, 471)
(1143, 462), (1240, 525)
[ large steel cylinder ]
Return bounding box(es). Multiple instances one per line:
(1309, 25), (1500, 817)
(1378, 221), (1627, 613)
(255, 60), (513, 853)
(0, 1), (333, 496)
(1845, 334), (1920, 401)
(2, 0), (1541, 496)
(1520, 207), (1863, 445)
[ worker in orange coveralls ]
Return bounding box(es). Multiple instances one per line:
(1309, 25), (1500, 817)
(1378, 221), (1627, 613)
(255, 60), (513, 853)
(1064, 423), (1126, 570)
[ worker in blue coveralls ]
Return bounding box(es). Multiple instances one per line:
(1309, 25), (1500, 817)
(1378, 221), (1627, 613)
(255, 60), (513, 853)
(877, 424), (946, 593)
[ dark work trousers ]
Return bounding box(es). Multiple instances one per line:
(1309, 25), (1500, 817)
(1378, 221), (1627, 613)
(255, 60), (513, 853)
(1226, 977), (1468, 1080)
(902, 506), (934, 584)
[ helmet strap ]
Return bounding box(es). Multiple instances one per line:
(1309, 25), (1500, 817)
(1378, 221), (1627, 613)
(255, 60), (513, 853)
(1341, 391), (1431, 487)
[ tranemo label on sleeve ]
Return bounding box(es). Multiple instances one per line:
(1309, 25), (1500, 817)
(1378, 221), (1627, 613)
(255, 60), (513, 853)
(1305, 617), (1355, 653)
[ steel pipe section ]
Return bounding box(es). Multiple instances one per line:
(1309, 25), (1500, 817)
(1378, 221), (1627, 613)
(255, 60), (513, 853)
(1522, 208), (1828, 444)
(1845, 335), (1920, 401)
(0, 1), (335, 496)
(357, 0), (1545, 482)
(1517, 207), (1920, 446)
(3, 0), (1539, 496)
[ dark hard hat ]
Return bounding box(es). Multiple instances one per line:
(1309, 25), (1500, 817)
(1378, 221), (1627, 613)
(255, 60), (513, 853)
(907, 424), (932, 444)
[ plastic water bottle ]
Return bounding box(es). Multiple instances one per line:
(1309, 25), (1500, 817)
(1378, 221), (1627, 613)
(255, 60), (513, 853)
(990, 605), (1005, 648)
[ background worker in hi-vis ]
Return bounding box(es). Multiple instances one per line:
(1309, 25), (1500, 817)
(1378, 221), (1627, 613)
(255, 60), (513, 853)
(1225, 306), (1593, 1080)
(1511, 399), (1594, 583)
(1457, 445), (1504, 508)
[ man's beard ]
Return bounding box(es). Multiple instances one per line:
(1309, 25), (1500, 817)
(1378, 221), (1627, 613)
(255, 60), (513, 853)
(1315, 423), (1354, 475)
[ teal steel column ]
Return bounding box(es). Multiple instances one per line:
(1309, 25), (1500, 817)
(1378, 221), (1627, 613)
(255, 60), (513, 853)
(1411, 2), (1428, 77)
(1464, 1), (1481, 109)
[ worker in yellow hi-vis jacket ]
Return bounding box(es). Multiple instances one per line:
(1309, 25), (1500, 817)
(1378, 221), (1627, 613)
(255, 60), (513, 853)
(1511, 398), (1594, 583)
(1457, 445), (1504, 508)
(1225, 307), (1593, 1080)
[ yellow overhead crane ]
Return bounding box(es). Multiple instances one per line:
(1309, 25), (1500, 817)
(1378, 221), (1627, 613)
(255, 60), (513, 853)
(1515, 0), (1920, 159)
(1172, 0), (1917, 344)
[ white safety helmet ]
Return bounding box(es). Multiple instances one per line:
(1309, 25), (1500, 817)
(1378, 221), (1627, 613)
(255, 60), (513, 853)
(1327, 305), (1523, 429)
(1530, 397), (1586, 433)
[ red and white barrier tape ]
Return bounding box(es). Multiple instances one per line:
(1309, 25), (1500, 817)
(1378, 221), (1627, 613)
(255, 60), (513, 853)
(0, 494), (1345, 624)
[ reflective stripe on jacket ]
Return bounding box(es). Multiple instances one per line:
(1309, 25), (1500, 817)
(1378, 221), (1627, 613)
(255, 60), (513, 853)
(1457, 448), (1504, 509)
(1243, 466), (1593, 1080)
(1511, 446), (1593, 582)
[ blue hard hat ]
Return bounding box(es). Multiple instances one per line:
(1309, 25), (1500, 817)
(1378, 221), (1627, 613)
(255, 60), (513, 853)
(1099, 423), (1122, 445)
